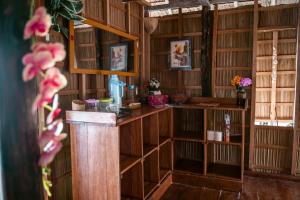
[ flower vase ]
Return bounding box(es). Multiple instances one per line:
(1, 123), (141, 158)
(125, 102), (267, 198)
(236, 89), (247, 107)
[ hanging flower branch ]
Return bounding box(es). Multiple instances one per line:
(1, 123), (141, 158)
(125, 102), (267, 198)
(23, 6), (67, 197)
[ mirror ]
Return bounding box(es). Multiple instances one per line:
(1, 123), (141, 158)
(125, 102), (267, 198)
(69, 19), (139, 77)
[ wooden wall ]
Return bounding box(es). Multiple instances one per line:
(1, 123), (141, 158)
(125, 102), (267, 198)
(251, 4), (298, 174)
(150, 10), (203, 97)
(150, 4), (300, 175)
(48, 1), (145, 199)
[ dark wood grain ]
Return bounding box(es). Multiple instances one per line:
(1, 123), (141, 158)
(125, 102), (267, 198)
(0, 0), (43, 199)
(201, 6), (213, 97)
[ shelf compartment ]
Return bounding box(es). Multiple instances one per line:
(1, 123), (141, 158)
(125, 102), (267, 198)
(143, 150), (159, 199)
(174, 141), (204, 174)
(207, 163), (241, 180)
(174, 131), (204, 142)
(173, 108), (204, 141)
(120, 155), (141, 174)
(120, 119), (142, 158)
(121, 162), (143, 200)
(207, 143), (241, 179)
(143, 114), (159, 156)
(207, 135), (242, 146)
(206, 110), (243, 137)
(159, 141), (172, 181)
(158, 109), (172, 144)
(143, 144), (157, 158)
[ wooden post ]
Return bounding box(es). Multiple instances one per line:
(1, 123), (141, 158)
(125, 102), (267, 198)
(177, 8), (184, 94)
(201, 6), (213, 97)
(211, 5), (218, 97)
(79, 74), (87, 100)
(104, 0), (110, 25)
(270, 32), (278, 122)
(249, 0), (259, 170)
(291, 1), (300, 175)
(0, 0), (43, 199)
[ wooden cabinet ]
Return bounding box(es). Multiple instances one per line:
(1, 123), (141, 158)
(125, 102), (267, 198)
(172, 100), (246, 192)
(67, 107), (172, 200)
(66, 98), (246, 199)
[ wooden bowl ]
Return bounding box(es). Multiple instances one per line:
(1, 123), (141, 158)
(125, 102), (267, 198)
(170, 94), (189, 105)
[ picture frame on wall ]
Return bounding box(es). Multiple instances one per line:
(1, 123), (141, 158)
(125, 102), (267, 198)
(169, 39), (192, 70)
(109, 43), (128, 71)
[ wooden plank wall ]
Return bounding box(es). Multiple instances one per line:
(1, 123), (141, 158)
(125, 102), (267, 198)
(48, 1), (145, 199)
(150, 10), (203, 97)
(252, 4), (298, 175)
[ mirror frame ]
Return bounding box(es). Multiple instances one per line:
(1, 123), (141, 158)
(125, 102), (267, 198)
(69, 19), (139, 77)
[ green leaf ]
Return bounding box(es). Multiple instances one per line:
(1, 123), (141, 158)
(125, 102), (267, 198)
(60, 26), (69, 39)
(61, 0), (83, 14)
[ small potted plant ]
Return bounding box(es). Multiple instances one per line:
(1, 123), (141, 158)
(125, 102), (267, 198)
(231, 75), (252, 107)
(147, 78), (168, 107)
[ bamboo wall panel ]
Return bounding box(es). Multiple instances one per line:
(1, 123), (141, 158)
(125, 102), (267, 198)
(208, 144), (241, 166)
(83, 0), (105, 22)
(252, 126), (293, 174)
(213, 6), (254, 169)
(255, 7), (297, 122)
(150, 11), (202, 97)
(110, 0), (127, 31)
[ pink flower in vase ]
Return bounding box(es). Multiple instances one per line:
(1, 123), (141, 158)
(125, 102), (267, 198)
(240, 78), (252, 87)
(22, 51), (55, 81)
(32, 42), (66, 62)
(38, 119), (67, 167)
(24, 7), (52, 39)
(46, 94), (61, 125)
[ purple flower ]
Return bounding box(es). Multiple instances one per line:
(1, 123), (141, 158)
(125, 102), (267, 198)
(240, 78), (252, 87)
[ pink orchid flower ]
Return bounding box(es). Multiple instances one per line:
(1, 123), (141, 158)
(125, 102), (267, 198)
(24, 7), (52, 39)
(46, 94), (61, 125)
(38, 119), (67, 167)
(32, 42), (66, 63)
(40, 67), (67, 93)
(32, 68), (67, 111)
(22, 51), (55, 81)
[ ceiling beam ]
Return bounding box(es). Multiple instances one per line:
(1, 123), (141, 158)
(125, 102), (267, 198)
(147, 0), (210, 11)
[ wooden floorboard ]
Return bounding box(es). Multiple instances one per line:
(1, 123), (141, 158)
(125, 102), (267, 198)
(161, 175), (300, 200)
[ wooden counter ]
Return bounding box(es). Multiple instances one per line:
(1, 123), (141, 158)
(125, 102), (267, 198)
(66, 98), (247, 199)
(66, 106), (173, 200)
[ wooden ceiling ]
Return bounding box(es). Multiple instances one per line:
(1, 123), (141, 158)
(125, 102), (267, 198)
(123, 0), (252, 9)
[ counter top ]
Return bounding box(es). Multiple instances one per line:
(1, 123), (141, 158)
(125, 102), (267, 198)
(66, 97), (247, 126)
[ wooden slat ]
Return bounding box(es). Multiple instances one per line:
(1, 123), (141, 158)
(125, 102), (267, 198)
(249, 0), (259, 170)
(270, 31), (278, 121)
(212, 5), (218, 97)
(292, 1), (300, 175)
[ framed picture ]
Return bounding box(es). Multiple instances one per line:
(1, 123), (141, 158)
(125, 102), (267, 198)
(109, 43), (128, 71)
(170, 39), (192, 70)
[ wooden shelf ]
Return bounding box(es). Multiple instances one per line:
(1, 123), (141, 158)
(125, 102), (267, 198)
(174, 131), (204, 142)
(160, 169), (171, 181)
(143, 150), (159, 199)
(207, 163), (241, 180)
(120, 155), (140, 174)
(207, 135), (242, 146)
(174, 159), (204, 175)
(143, 144), (157, 157)
(144, 181), (158, 199)
(159, 136), (170, 146)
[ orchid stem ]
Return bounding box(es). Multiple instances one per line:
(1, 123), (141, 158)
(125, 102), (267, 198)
(39, 72), (46, 78)
(44, 104), (53, 112)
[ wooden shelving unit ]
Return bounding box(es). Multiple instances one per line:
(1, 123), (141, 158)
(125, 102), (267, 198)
(118, 107), (173, 200)
(172, 98), (246, 191)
